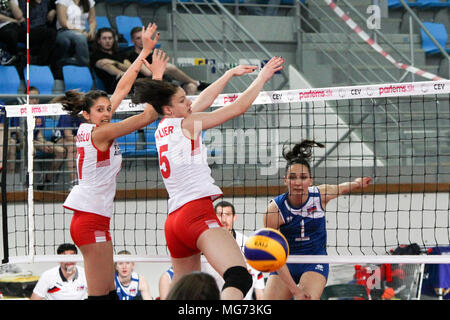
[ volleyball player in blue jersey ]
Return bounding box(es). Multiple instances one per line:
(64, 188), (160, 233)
(264, 140), (372, 300)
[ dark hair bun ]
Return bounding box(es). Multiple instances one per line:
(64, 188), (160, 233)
(282, 139), (324, 162)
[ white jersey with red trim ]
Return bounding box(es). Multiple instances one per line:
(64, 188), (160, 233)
(32, 266), (88, 300)
(63, 123), (122, 218)
(155, 117), (222, 213)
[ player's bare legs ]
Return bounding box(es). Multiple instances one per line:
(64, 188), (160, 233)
(298, 272), (327, 300)
(197, 227), (248, 300)
(264, 275), (293, 300)
(79, 241), (116, 296)
(170, 253), (202, 291)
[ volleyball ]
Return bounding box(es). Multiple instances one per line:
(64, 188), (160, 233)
(244, 228), (289, 272)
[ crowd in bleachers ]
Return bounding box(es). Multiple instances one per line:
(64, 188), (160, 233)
(0, 0), (216, 95)
(0, 0), (448, 93)
(0, 0), (217, 189)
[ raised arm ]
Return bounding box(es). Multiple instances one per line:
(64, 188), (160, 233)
(190, 65), (258, 113)
(318, 177), (372, 208)
(142, 49), (169, 81)
(110, 23), (160, 112)
(264, 200), (284, 230)
(87, 7), (97, 41)
(182, 56), (284, 138)
(139, 275), (153, 300)
(56, 4), (69, 28)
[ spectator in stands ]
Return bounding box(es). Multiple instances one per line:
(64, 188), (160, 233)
(114, 250), (153, 300)
(0, 0), (25, 65)
(56, 114), (82, 189)
(31, 243), (88, 300)
(17, 0), (57, 66)
(31, 86), (66, 189)
(165, 272), (220, 300)
(53, 0), (96, 68)
(123, 27), (209, 95)
(0, 100), (19, 173)
(201, 200), (265, 300)
(244, 0), (280, 16)
(90, 27), (129, 94)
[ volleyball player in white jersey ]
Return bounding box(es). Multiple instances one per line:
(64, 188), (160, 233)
(132, 56), (285, 300)
(263, 140), (372, 300)
(56, 23), (166, 300)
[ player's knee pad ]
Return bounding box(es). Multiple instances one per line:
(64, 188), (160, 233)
(87, 290), (118, 300)
(222, 266), (252, 297)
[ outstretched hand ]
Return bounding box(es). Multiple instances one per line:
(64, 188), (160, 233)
(258, 56), (285, 83)
(141, 23), (160, 56)
(355, 177), (372, 189)
(229, 65), (258, 77)
(143, 49), (170, 80)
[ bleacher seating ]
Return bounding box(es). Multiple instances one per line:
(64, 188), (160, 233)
(142, 119), (160, 156)
(62, 65), (94, 92)
(389, 0), (450, 7)
(0, 66), (21, 94)
(116, 131), (142, 157)
(420, 22), (450, 54)
(42, 117), (58, 142)
(111, 119), (142, 157)
(87, 15), (112, 31)
(415, 0), (450, 8)
(115, 16), (144, 47)
(25, 65), (55, 94)
(92, 69), (107, 91)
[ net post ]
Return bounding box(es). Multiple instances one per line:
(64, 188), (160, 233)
(1, 118), (9, 264)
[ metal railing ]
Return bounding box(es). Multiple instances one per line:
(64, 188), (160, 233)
(171, 0), (289, 92)
(397, 0), (450, 79)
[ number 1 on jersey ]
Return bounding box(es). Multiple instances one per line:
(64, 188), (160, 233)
(159, 144), (171, 178)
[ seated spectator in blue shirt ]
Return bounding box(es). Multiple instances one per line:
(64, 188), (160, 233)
(31, 87), (66, 189)
(56, 113), (82, 188)
(0, 101), (20, 172)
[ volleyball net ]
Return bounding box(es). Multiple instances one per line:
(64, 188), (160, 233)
(1, 79), (450, 266)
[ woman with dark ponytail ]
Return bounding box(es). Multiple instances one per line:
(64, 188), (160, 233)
(264, 140), (372, 300)
(132, 56), (285, 300)
(59, 23), (166, 300)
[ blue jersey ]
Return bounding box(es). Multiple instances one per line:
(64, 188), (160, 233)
(115, 272), (141, 300)
(272, 186), (327, 255)
(166, 266), (174, 280)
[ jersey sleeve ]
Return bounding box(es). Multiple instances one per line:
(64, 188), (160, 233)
(270, 195), (286, 224)
(32, 271), (51, 298)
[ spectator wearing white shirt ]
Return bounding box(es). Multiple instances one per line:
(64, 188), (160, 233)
(202, 201), (266, 300)
(31, 243), (88, 300)
(52, 0), (96, 67)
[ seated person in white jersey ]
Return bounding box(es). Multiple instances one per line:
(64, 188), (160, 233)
(114, 250), (152, 300)
(202, 201), (265, 300)
(132, 56), (285, 300)
(264, 140), (372, 300)
(31, 243), (88, 300)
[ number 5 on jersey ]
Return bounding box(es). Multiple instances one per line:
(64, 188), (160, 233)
(159, 144), (171, 178)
